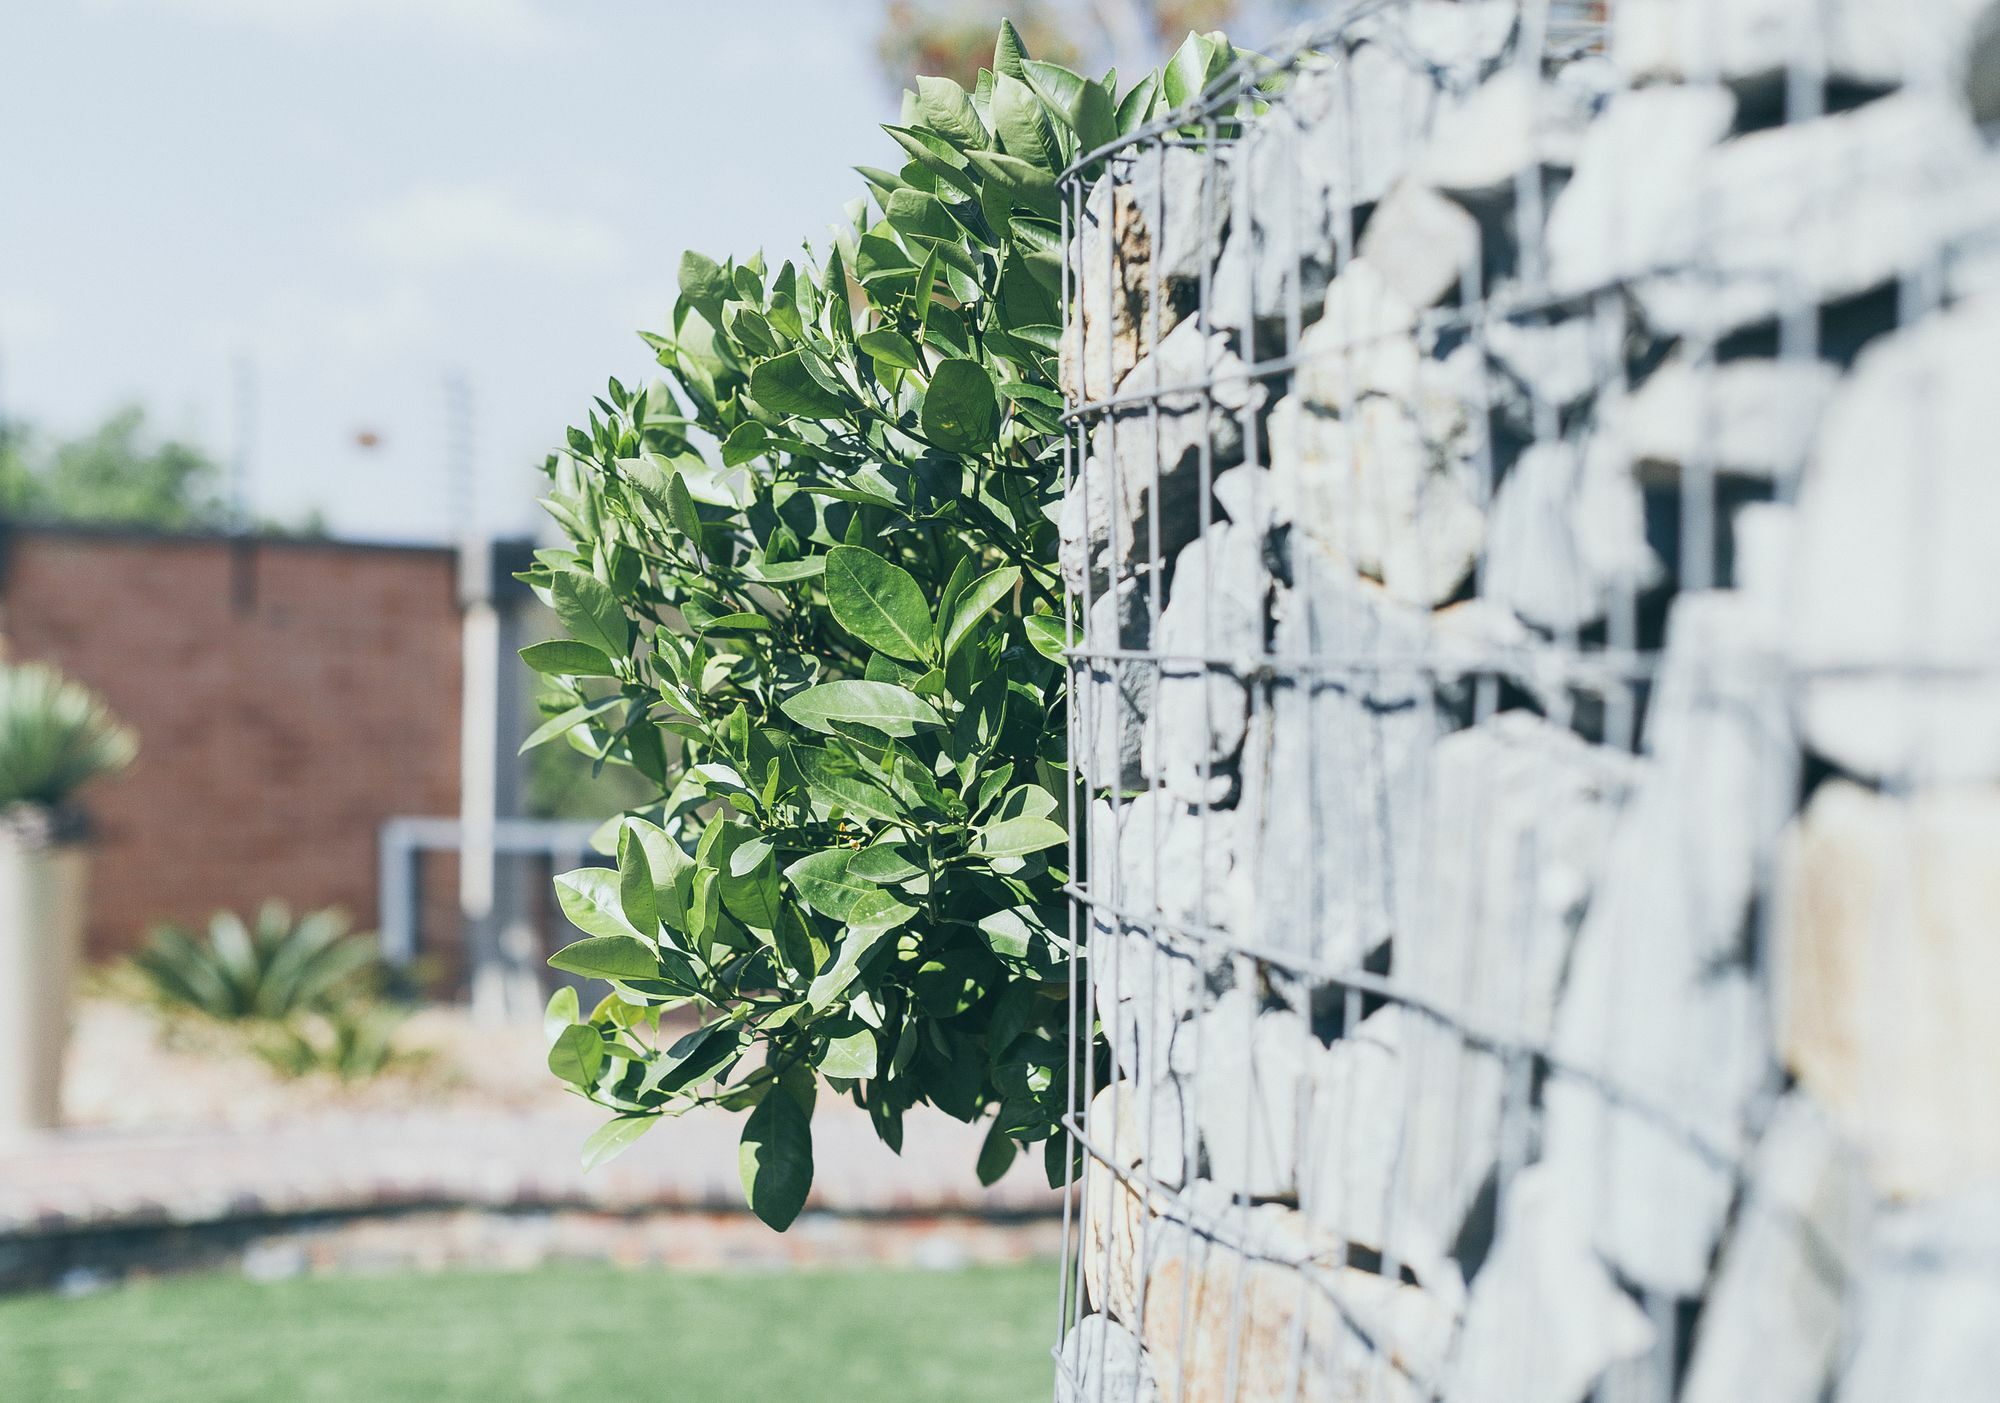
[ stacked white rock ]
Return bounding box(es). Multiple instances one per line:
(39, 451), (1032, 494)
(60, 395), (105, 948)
(1057, 1), (2000, 1400)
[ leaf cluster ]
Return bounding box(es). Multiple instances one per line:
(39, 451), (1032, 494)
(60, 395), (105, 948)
(521, 22), (1214, 1228)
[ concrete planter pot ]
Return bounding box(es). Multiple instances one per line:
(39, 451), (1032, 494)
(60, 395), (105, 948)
(0, 812), (89, 1141)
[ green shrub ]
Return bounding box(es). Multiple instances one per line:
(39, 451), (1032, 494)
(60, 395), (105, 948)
(0, 661), (136, 812)
(248, 1004), (415, 1083)
(134, 903), (383, 1024)
(525, 24), (1250, 1226)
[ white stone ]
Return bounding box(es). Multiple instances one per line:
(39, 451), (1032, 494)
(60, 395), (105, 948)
(1410, 712), (1636, 1040)
(1090, 916), (1204, 1089)
(1623, 354), (1839, 482)
(1613, 0), (1993, 88)
(1775, 780), (2000, 1200)
(1189, 990), (1309, 1200)
(1058, 320), (1263, 594)
(1418, 68), (1592, 198)
(1836, 1187), (2000, 1403)
(1788, 295), (2000, 782)
(1082, 1080), (1175, 1325)
(1238, 552), (1437, 969)
(1545, 84), (1738, 297)
(1144, 519), (1268, 807)
(1541, 592), (1788, 1293)
(1633, 95), (2000, 338)
(1482, 438), (1659, 633)
(1446, 1163), (1656, 1403)
(1073, 578), (1154, 793)
(1209, 44), (1443, 337)
(1268, 384), (1486, 610)
(1296, 1007), (1403, 1251)
(1485, 315), (1607, 411)
(1064, 144), (1230, 403)
(1059, 1314), (1162, 1403)
(1681, 1093), (1865, 1403)
(1143, 1194), (1460, 1403)
(1348, 0), (1520, 87)
(1359, 181), (1482, 309)
(1298, 257), (1424, 404)
(1297, 1005), (1507, 1287)
(1089, 791), (1240, 935)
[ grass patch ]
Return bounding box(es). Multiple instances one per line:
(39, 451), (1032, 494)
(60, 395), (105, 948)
(0, 1260), (1053, 1402)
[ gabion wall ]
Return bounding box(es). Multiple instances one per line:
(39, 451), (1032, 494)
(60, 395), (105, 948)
(1054, 2), (2000, 1400)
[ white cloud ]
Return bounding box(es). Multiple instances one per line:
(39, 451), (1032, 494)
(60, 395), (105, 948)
(88, 0), (571, 51)
(353, 185), (628, 275)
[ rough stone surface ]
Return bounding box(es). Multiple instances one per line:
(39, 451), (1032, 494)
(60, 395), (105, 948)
(1239, 550), (1437, 969)
(1612, 0), (1994, 88)
(1544, 83), (1738, 297)
(1059, 1313), (1162, 1403)
(1091, 916), (1204, 1089)
(1064, 145), (1230, 403)
(1417, 68), (1591, 198)
(1775, 780), (2000, 1200)
(1073, 578), (1154, 793)
(1681, 1093), (1864, 1403)
(1209, 44), (1444, 338)
(1267, 394), (1485, 610)
(1297, 1005), (1505, 1286)
(1058, 319), (1264, 594)
(1445, 1164), (1656, 1403)
(1081, 1080), (1178, 1325)
(1789, 295), (2000, 782)
(1836, 1187), (2000, 1403)
(1142, 1194), (1459, 1403)
(1189, 990), (1309, 1200)
(1409, 712), (1635, 1040)
(1485, 314), (1607, 412)
(1539, 591), (1789, 1293)
(1144, 519), (1269, 807)
(1359, 181), (1483, 309)
(1091, 791), (1242, 934)
(1482, 438), (1659, 632)
(1630, 95), (2000, 337)
(1623, 354), (1839, 483)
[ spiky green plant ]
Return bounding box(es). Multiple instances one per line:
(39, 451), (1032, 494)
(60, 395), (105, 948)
(134, 903), (383, 1023)
(0, 661), (137, 810)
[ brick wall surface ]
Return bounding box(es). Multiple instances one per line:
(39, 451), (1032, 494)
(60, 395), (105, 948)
(0, 527), (462, 962)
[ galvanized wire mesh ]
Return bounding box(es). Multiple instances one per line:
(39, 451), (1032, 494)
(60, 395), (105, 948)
(1053, 2), (2000, 1400)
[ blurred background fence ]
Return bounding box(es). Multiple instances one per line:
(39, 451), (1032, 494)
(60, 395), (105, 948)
(1055, 1), (2000, 1399)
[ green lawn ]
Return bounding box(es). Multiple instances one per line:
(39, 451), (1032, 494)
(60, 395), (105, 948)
(0, 1261), (1055, 1402)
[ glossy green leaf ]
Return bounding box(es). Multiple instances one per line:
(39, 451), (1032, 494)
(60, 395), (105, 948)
(971, 816), (1066, 858)
(921, 359), (999, 452)
(581, 1115), (657, 1171)
(520, 640), (617, 677)
(751, 351), (846, 419)
(780, 681), (944, 737)
(739, 1087), (813, 1231)
(551, 570), (629, 660)
(819, 1028), (879, 1080)
(548, 1024), (605, 1086)
(547, 935), (660, 982)
(940, 566), (1019, 662)
(824, 546), (935, 662)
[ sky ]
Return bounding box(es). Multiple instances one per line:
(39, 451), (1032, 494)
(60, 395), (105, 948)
(0, 0), (896, 543)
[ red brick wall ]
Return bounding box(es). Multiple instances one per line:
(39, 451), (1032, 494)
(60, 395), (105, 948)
(0, 527), (463, 962)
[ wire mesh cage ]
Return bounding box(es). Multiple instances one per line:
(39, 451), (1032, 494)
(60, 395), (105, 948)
(1053, 1), (2000, 1400)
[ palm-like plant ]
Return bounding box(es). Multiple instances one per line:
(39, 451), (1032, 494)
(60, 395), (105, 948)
(134, 903), (383, 1022)
(0, 662), (137, 811)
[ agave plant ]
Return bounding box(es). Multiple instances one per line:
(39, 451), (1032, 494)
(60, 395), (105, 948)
(0, 661), (137, 811)
(134, 903), (383, 1023)
(250, 1004), (413, 1082)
